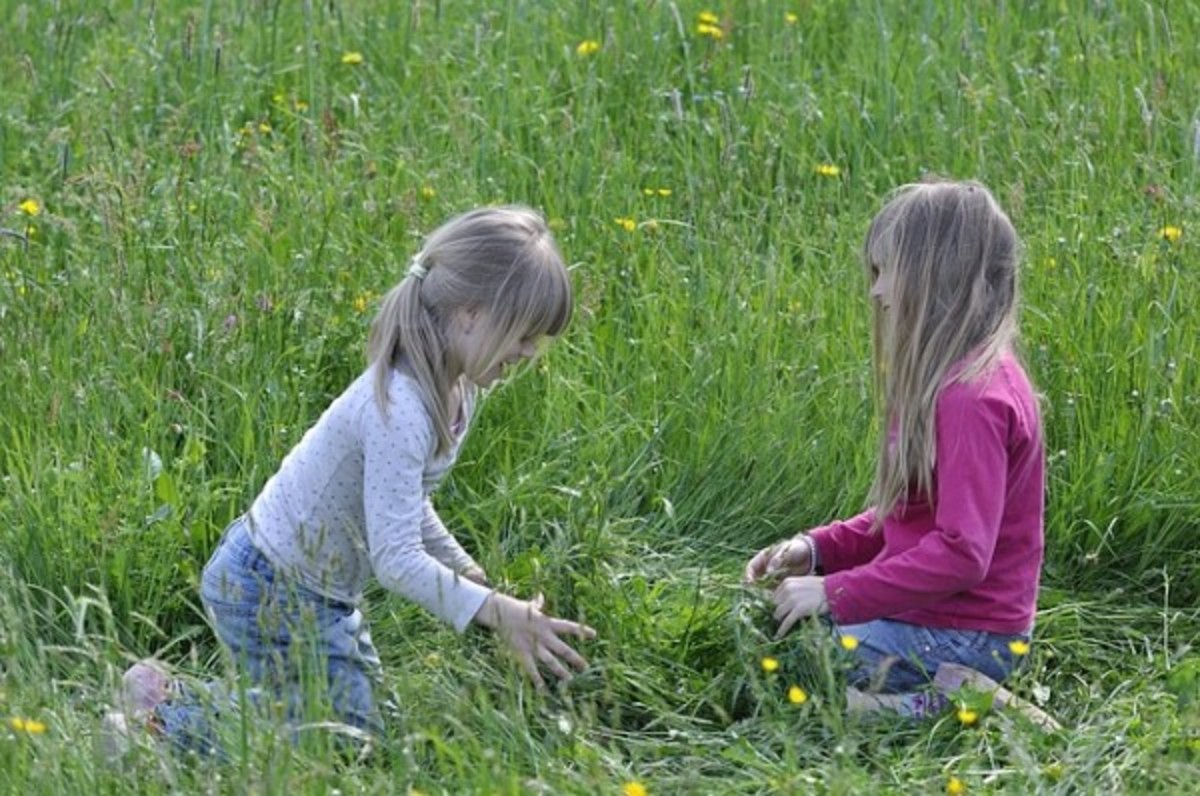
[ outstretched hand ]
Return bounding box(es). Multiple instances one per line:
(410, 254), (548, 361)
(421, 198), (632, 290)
(474, 593), (596, 688)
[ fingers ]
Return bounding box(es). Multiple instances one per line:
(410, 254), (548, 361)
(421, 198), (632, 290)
(542, 633), (589, 672)
(518, 651), (545, 690)
(549, 617), (597, 640)
(775, 606), (803, 639)
(744, 548), (771, 583)
(536, 646), (574, 682)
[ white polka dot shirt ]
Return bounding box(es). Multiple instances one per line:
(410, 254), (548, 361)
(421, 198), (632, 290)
(248, 366), (491, 632)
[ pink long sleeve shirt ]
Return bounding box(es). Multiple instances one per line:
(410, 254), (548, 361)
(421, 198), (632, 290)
(810, 353), (1044, 634)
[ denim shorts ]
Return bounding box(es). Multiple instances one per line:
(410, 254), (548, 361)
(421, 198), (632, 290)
(157, 516), (382, 752)
(835, 618), (1030, 693)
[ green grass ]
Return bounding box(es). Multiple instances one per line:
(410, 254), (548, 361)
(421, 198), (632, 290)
(2, 0), (1198, 792)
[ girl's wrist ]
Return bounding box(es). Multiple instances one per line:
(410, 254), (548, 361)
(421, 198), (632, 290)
(793, 534), (817, 575)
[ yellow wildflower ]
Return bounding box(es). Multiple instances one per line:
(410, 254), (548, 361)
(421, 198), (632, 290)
(697, 23), (725, 39)
(341, 51), (364, 65)
(1008, 639), (1030, 656)
(787, 685), (808, 705)
(622, 783), (647, 796)
(698, 11), (720, 25)
(576, 39), (601, 57)
(956, 707), (979, 726)
(294, 99), (309, 112)
(946, 776), (966, 795)
(1158, 225), (1182, 243)
(839, 635), (859, 651)
(1044, 257), (1057, 268)
(614, 217), (636, 232)
(258, 121), (272, 134)
(353, 293), (373, 314)
(815, 163), (841, 178)
(657, 188), (671, 197)
(420, 186), (437, 200)
(785, 13), (799, 25)
(18, 199), (41, 216)
(760, 656), (780, 673)
(8, 717), (47, 735)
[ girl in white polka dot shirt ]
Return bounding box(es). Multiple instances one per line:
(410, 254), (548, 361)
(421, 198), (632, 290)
(106, 206), (595, 755)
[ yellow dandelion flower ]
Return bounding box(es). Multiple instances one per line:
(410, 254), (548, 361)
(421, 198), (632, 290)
(576, 39), (601, 57)
(787, 685), (808, 705)
(785, 13), (799, 25)
(642, 188), (655, 196)
(697, 23), (725, 40)
(1158, 225), (1182, 243)
(760, 656), (780, 673)
(1044, 257), (1057, 269)
(18, 199), (41, 216)
(698, 11), (720, 25)
(420, 185), (437, 200)
(946, 776), (966, 795)
(614, 217), (636, 232)
(815, 163), (841, 178)
(8, 717), (47, 735)
(353, 293), (372, 314)
(956, 707), (979, 726)
(294, 99), (309, 112)
(341, 51), (364, 65)
(622, 782), (647, 796)
(839, 635), (859, 651)
(258, 121), (272, 134)
(657, 188), (672, 197)
(1008, 640), (1030, 656)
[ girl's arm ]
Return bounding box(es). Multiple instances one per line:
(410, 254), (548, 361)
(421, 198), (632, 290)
(821, 385), (1009, 624)
(360, 398), (492, 632)
(420, 499), (485, 577)
(807, 509), (883, 574)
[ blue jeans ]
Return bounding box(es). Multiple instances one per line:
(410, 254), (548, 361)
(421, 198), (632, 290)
(834, 619), (1030, 715)
(157, 517), (382, 753)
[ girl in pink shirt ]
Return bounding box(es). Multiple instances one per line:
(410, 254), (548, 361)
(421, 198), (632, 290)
(745, 180), (1044, 713)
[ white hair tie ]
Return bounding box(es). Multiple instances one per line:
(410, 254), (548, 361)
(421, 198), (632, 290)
(406, 258), (428, 280)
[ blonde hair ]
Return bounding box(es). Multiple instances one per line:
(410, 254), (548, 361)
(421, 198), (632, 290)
(864, 180), (1022, 526)
(367, 206), (572, 454)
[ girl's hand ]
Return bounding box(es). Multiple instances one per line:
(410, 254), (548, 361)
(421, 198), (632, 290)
(744, 536), (813, 583)
(473, 593), (597, 688)
(771, 576), (828, 638)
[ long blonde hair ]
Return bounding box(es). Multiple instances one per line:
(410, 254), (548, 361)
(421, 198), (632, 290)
(367, 206), (572, 454)
(864, 180), (1022, 525)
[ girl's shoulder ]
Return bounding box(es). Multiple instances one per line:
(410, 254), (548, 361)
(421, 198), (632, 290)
(939, 352), (1039, 432)
(353, 366), (437, 438)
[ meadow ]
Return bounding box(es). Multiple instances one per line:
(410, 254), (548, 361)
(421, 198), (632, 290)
(1, 0), (1198, 792)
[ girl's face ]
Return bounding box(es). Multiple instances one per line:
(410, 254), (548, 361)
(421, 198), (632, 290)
(450, 308), (541, 387)
(870, 264), (896, 312)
